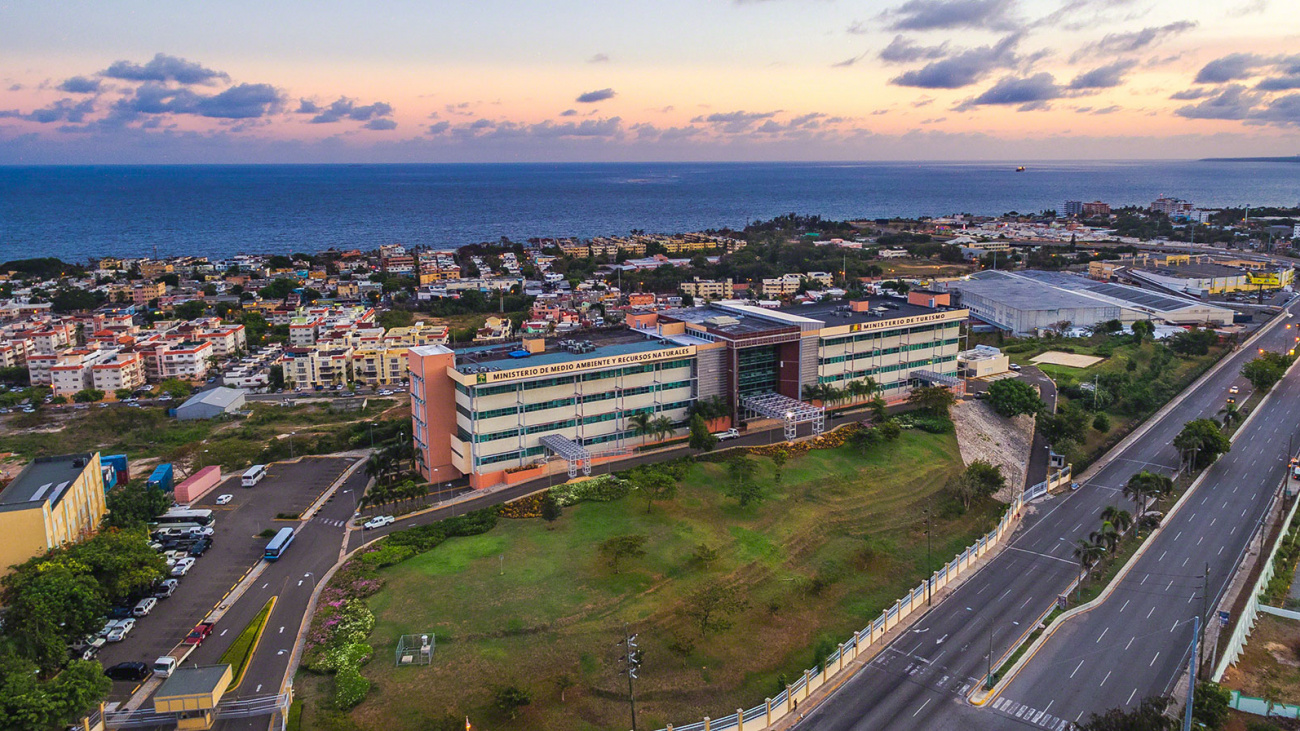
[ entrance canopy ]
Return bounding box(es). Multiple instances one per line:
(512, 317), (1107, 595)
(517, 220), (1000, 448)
(741, 392), (825, 441)
(539, 434), (592, 478)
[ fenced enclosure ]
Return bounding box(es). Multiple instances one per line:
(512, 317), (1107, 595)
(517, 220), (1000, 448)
(396, 633), (435, 666)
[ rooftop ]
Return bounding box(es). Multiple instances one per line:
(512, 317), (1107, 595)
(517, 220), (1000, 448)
(179, 386), (246, 411)
(1142, 263), (1249, 279)
(155, 664), (231, 702)
(0, 453), (96, 512)
(776, 297), (946, 326)
(452, 330), (678, 372)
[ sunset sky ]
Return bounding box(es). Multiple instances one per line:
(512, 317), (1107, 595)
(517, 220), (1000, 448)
(1, 0), (1297, 163)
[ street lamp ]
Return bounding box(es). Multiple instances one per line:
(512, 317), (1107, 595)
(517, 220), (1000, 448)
(924, 509), (932, 606)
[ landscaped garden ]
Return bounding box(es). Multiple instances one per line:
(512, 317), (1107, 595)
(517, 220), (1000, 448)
(296, 426), (1009, 731)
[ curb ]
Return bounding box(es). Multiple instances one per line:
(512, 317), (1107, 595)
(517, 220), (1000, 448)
(971, 319), (1300, 707)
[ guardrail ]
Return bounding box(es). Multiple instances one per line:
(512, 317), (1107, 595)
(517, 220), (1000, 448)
(656, 481), (1041, 731)
(102, 692), (290, 729)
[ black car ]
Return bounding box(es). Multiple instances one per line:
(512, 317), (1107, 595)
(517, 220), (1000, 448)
(107, 605), (133, 620)
(104, 661), (150, 682)
(189, 537), (211, 557)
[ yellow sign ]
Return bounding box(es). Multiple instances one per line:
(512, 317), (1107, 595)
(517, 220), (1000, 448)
(1248, 270), (1292, 288)
(463, 345), (696, 385)
(836, 309), (967, 335)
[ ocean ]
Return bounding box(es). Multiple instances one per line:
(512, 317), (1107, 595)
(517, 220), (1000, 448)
(0, 161), (1297, 262)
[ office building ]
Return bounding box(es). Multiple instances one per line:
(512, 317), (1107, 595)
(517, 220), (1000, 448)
(0, 453), (107, 577)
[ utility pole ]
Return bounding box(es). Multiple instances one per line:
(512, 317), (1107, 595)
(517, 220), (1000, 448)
(1184, 615), (1199, 731)
(986, 625), (994, 689)
(925, 509), (933, 606)
(618, 626), (640, 731)
(1200, 563), (1210, 672)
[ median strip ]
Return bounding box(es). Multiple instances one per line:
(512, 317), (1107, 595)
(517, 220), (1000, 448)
(220, 596), (277, 692)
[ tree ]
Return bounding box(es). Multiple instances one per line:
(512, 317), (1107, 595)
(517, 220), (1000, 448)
(1092, 412), (1111, 433)
(0, 652), (111, 730)
(72, 389), (104, 403)
(629, 412), (654, 444)
(1174, 418), (1232, 470)
(114, 388), (134, 401)
(540, 493), (562, 523)
(1100, 506), (1133, 534)
(986, 379), (1044, 418)
(1217, 401), (1243, 431)
(598, 535), (648, 574)
(944, 473), (978, 509)
(724, 455), (762, 507)
(1123, 471), (1173, 519)
(1243, 351), (1293, 392)
(1130, 320), (1155, 343)
(688, 414), (718, 452)
(173, 300), (207, 320)
(1038, 401), (1092, 451)
(869, 395), (888, 422)
(50, 288), (102, 314)
(771, 449), (789, 486)
(268, 364), (285, 391)
(1192, 681), (1231, 731)
(682, 584), (749, 636)
(104, 482), (172, 529)
(1077, 697), (1174, 731)
(1, 563), (106, 672)
(651, 415), (675, 442)
(908, 385), (956, 417)
(964, 460), (1006, 501)
(492, 685), (531, 720)
(1090, 521), (1122, 554)
(636, 469), (677, 513)
(554, 674), (576, 703)
(159, 378), (192, 399)
(1073, 538), (1106, 576)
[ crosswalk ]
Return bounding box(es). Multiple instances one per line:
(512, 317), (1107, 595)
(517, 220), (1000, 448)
(315, 518), (348, 528)
(989, 697), (1072, 730)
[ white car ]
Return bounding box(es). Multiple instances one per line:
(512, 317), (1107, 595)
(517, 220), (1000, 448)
(712, 428), (740, 441)
(215, 494), (233, 505)
(363, 515), (396, 530)
(105, 619), (136, 642)
(1229, 385), (1240, 395)
(170, 558), (196, 577)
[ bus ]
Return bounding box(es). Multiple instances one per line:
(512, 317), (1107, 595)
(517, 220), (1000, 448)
(264, 527), (295, 561)
(242, 465), (267, 487)
(155, 509), (215, 528)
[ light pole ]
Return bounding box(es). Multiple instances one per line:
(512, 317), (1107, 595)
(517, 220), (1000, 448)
(289, 431), (296, 459)
(924, 509), (933, 606)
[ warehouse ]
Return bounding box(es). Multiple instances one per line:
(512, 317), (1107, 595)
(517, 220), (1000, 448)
(410, 297), (967, 489)
(174, 386), (246, 420)
(943, 271), (1232, 336)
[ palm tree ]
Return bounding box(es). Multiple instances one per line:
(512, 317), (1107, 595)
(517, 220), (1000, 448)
(651, 415), (675, 442)
(629, 412), (654, 444)
(1073, 539), (1106, 588)
(1089, 521), (1122, 554)
(1218, 401), (1244, 431)
(1123, 471), (1171, 519)
(1100, 506), (1133, 535)
(802, 383), (824, 403)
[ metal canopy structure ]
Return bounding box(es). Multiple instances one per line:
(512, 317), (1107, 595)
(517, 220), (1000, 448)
(912, 370), (961, 388)
(741, 392), (825, 441)
(539, 434), (592, 478)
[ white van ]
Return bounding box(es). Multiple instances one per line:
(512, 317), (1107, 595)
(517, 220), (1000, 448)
(242, 465), (267, 487)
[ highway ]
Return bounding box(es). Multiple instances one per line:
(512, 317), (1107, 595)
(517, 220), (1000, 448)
(796, 304), (1299, 731)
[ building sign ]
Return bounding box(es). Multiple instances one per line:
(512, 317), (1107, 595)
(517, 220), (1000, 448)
(466, 346), (696, 384)
(1248, 271), (1291, 288)
(841, 310), (968, 335)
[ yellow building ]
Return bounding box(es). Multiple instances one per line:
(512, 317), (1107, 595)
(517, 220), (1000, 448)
(0, 453), (107, 576)
(352, 347), (411, 385)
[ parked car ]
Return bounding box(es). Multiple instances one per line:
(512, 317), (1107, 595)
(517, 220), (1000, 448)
(107, 605), (133, 620)
(106, 619), (136, 642)
(71, 636), (106, 661)
(215, 494), (233, 505)
(189, 537), (212, 557)
(170, 558), (196, 577)
(132, 597), (158, 617)
(712, 428), (740, 441)
(154, 579), (179, 599)
(363, 515), (396, 530)
(1009, 363), (1022, 371)
(184, 621), (215, 646)
(104, 661), (150, 682)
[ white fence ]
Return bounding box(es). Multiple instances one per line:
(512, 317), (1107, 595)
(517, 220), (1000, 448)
(1024, 465), (1073, 503)
(1213, 491), (1300, 681)
(658, 485), (1038, 731)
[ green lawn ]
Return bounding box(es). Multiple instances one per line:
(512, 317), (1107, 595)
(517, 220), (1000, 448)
(318, 430), (1004, 731)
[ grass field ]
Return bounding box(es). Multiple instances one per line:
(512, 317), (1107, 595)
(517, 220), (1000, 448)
(301, 430), (1006, 731)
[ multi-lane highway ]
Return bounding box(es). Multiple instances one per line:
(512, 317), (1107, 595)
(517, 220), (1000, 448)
(797, 303), (1299, 731)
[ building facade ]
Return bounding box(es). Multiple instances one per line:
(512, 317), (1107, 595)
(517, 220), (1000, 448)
(0, 453), (107, 577)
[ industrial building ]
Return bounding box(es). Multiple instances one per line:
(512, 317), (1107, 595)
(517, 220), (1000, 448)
(409, 297), (967, 489)
(0, 453), (107, 576)
(942, 270), (1233, 336)
(174, 387), (247, 420)
(1126, 262), (1293, 296)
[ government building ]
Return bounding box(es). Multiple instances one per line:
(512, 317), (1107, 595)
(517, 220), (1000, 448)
(409, 296), (967, 489)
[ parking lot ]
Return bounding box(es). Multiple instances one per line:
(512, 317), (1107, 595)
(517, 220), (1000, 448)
(95, 456), (359, 699)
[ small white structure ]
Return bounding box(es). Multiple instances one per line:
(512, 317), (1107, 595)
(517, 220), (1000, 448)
(957, 345), (1011, 379)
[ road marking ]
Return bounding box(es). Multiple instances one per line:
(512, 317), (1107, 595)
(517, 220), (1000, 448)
(1097, 627), (1108, 643)
(1167, 580), (1174, 592)
(1147, 606), (1156, 619)
(1158, 551), (1167, 562)
(1021, 597), (1034, 609)
(1242, 507), (1248, 517)
(913, 698), (931, 717)
(1044, 700), (1054, 714)
(1151, 651), (1161, 666)
(279, 626), (284, 634)
(1182, 557), (1189, 567)
(261, 582), (268, 589)
(1219, 546), (1225, 556)
(1211, 518), (1217, 527)
(999, 588), (1013, 600)
(220, 629), (228, 636)
(1100, 670), (1112, 687)
(256, 684), (262, 693)
(1197, 536), (1204, 546)
(1126, 636), (1135, 650)
(1071, 522), (1082, 533)
(936, 634), (948, 645)
(1071, 660), (1085, 678)
(1171, 620), (1178, 632)
(1127, 688), (1138, 705)
(1141, 573), (1149, 585)
(1120, 599), (1130, 613)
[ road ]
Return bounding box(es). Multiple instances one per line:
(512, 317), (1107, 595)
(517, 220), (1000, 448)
(989, 349), (1300, 727)
(796, 305), (1298, 731)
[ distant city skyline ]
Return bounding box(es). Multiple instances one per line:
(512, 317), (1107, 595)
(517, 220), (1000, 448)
(1, 0), (1297, 163)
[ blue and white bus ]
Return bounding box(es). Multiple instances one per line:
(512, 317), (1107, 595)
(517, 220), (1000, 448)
(264, 527), (295, 561)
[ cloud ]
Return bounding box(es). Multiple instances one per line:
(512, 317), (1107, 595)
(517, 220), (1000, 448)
(1068, 60), (1138, 89)
(1069, 21), (1197, 62)
(528, 117), (623, 138)
(690, 110), (780, 133)
(1257, 75), (1300, 91)
(299, 97), (394, 124)
(1174, 84), (1258, 119)
(832, 53), (870, 68)
(102, 53), (229, 85)
(111, 82), (283, 119)
(955, 73), (1062, 111)
(559, 109), (578, 117)
(1170, 88), (1210, 100)
(588, 53), (610, 63)
(1092, 105), (1121, 114)
(363, 118), (397, 131)
(58, 76), (101, 94)
(890, 33), (1021, 89)
(880, 0), (1019, 32)
(0, 98), (97, 123)
(1249, 93), (1300, 127)
(1227, 0), (1267, 16)
(576, 88), (616, 103)
(879, 36), (950, 64)
(427, 121), (451, 135)
(1194, 53), (1269, 84)
(847, 21), (869, 35)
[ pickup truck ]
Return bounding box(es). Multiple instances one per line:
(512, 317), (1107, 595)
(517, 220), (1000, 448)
(712, 428), (740, 441)
(154, 621), (214, 678)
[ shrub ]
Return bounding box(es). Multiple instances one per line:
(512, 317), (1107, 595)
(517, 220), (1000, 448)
(313, 642), (374, 674)
(499, 492), (547, 519)
(550, 475), (631, 507)
(897, 413), (954, 433)
(333, 665), (370, 710)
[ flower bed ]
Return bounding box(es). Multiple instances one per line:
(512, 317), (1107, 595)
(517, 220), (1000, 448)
(499, 491), (548, 519)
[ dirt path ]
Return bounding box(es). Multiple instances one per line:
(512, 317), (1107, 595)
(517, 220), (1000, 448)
(951, 399), (1034, 503)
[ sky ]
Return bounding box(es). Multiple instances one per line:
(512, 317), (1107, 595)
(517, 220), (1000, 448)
(1, 0), (1298, 163)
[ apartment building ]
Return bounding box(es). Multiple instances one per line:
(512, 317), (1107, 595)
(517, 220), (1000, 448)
(280, 345), (353, 388)
(0, 454), (107, 578)
(132, 281), (167, 306)
(91, 351), (147, 393)
(148, 340), (216, 381)
(760, 272), (834, 298)
(49, 348), (121, 397)
(679, 277), (734, 301)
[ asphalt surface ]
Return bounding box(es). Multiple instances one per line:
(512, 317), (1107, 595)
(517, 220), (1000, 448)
(96, 457), (354, 702)
(796, 305), (1298, 731)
